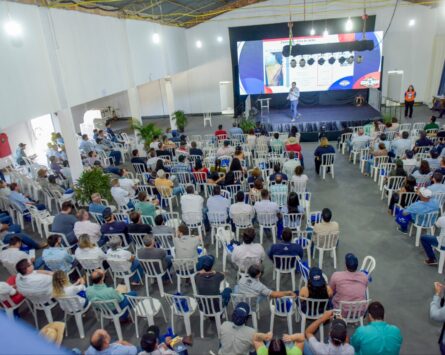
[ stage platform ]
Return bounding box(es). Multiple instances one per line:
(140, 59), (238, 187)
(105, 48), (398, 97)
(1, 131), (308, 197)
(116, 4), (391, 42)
(257, 104), (381, 142)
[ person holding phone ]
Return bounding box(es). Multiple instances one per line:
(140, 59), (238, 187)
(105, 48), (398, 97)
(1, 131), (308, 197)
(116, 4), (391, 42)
(287, 82), (300, 122)
(430, 281), (445, 354)
(404, 85), (416, 118)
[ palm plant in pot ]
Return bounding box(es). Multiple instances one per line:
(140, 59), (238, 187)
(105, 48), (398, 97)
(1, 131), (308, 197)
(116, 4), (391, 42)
(75, 167), (112, 205)
(172, 110), (188, 132)
(131, 119), (163, 150)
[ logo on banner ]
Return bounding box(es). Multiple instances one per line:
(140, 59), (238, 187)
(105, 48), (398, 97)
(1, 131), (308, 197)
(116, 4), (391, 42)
(360, 77), (379, 87)
(339, 80), (350, 87)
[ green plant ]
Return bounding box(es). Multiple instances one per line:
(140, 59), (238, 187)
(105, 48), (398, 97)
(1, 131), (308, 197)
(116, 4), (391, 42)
(382, 113), (392, 125)
(239, 118), (256, 133)
(172, 110), (188, 132)
(75, 167), (112, 205)
(131, 119), (163, 148)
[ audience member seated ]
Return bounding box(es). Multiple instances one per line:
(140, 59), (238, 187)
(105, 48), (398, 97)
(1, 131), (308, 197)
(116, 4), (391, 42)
(426, 149), (441, 171)
(270, 132), (284, 154)
(180, 185), (205, 226)
(364, 143), (388, 176)
(291, 166), (309, 187)
(396, 187), (440, 233)
(0, 236), (44, 271)
(130, 149), (147, 166)
(0, 223), (43, 251)
(422, 213), (445, 266)
(231, 228), (265, 268)
(146, 149), (161, 171)
(312, 208), (339, 239)
(189, 141), (203, 157)
(268, 228), (303, 265)
(389, 176), (418, 213)
(105, 120), (123, 144)
(206, 185), (230, 219)
(74, 234), (106, 265)
(195, 255), (230, 306)
(373, 133), (390, 151)
(351, 302), (403, 355)
(283, 151), (301, 178)
(176, 141), (189, 157)
(0, 276), (25, 310)
(217, 140), (235, 157)
(305, 311), (354, 355)
(424, 116), (439, 131)
(249, 179), (263, 202)
(281, 192), (304, 215)
(88, 193), (110, 214)
(402, 150), (417, 172)
(236, 264), (296, 300)
(15, 258), (53, 301)
(85, 329), (137, 355)
(233, 146), (245, 162)
(230, 191), (255, 221)
(391, 131), (412, 158)
(152, 215), (175, 235)
(285, 136), (302, 157)
(42, 234), (77, 273)
(412, 160), (432, 180)
(128, 211), (152, 234)
(111, 179), (133, 210)
(215, 124), (228, 140)
(173, 224), (202, 259)
(100, 208), (130, 244)
(299, 266), (333, 301)
(139, 325), (176, 355)
(106, 235), (144, 285)
(155, 169), (183, 196)
(387, 159), (407, 179)
(314, 138), (335, 175)
(429, 172), (445, 193)
(117, 169), (137, 196)
(74, 209), (102, 245)
(329, 253), (368, 309)
(229, 123), (243, 137)
(51, 201), (78, 245)
(269, 163), (288, 182)
(137, 235), (172, 274)
(134, 192), (158, 222)
(350, 129), (370, 154)
(270, 175), (288, 195)
(414, 131), (433, 153)
(9, 183), (46, 212)
(52, 270), (86, 305)
(254, 335), (304, 355)
(192, 159), (209, 178)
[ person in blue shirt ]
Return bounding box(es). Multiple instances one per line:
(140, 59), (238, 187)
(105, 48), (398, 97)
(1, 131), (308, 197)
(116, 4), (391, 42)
(9, 183), (46, 212)
(414, 131), (433, 153)
(42, 234), (76, 272)
(189, 141), (203, 157)
(229, 123), (244, 137)
(85, 329), (137, 355)
(429, 172), (445, 194)
(172, 155), (191, 173)
(79, 134), (96, 153)
(314, 137), (335, 175)
(396, 187), (440, 233)
(269, 163), (288, 182)
(105, 120), (124, 144)
(268, 228), (303, 267)
(15, 143), (27, 165)
(130, 149), (147, 167)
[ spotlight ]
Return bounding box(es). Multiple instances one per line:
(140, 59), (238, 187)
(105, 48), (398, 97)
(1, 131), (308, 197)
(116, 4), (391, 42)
(347, 55), (354, 64)
(345, 17), (353, 31)
(310, 28), (315, 36)
(299, 58), (306, 67)
(196, 40), (202, 48)
(307, 58), (315, 66)
(290, 59), (297, 68)
(338, 56), (346, 65)
(408, 19), (416, 27)
(356, 55), (363, 64)
(323, 28), (329, 37)
(217, 36), (223, 43)
(328, 56), (336, 65)
(152, 33), (160, 44)
(318, 57), (325, 66)
(4, 20), (22, 37)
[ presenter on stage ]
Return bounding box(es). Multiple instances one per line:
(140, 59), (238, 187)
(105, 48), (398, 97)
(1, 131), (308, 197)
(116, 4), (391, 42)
(287, 82), (300, 122)
(404, 85), (416, 119)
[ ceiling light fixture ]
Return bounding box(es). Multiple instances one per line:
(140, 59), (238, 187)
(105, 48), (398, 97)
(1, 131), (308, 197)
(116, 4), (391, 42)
(345, 17), (353, 31)
(217, 36), (223, 43)
(310, 28), (316, 36)
(4, 19), (22, 37)
(196, 40), (202, 48)
(408, 19), (416, 27)
(152, 33), (160, 44)
(323, 28), (329, 37)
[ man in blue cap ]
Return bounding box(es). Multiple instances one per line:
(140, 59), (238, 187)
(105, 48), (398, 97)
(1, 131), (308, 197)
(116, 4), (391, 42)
(329, 253), (368, 308)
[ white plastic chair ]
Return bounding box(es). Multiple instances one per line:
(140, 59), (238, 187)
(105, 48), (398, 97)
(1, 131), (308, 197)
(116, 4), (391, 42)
(382, 176), (406, 206)
(128, 233), (146, 250)
(215, 225), (233, 272)
(173, 258), (197, 294)
(292, 231), (312, 267)
(297, 297), (330, 341)
(360, 255), (376, 298)
(230, 293), (260, 329)
(57, 296), (91, 339)
(139, 259), (172, 297)
(164, 293), (197, 336)
(182, 212), (205, 239)
(208, 211), (228, 245)
(339, 133), (352, 155)
(91, 299), (131, 341)
(194, 294), (227, 338)
(203, 113), (212, 127)
(371, 156), (389, 182)
(433, 192), (445, 215)
(377, 163), (396, 191)
(154, 233), (176, 258)
(126, 295), (167, 338)
(312, 232), (340, 269)
(231, 212), (253, 241)
(270, 191), (288, 208)
(26, 294), (58, 328)
(272, 255), (298, 291)
(158, 186), (178, 214)
(283, 213), (304, 231)
(0, 291), (27, 320)
(410, 211), (439, 247)
(107, 258), (143, 290)
(270, 296), (296, 334)
(76, 258), (107, 286)
(339, 299), (371, 326)
(393, 192), (418, 216)
(257, 212), (278, 244)
(320, 153), (335, 179)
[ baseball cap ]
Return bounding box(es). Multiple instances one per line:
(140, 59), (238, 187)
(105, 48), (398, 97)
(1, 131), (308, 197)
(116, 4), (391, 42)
(140, 325), (160, 352)
(157, 169), (165, 178)
(345, 253), (358, 271)
(419, 187), (433, 198)
(232, 302), (250, 326)
(196, 255), (215, 271)
(309, 267), (325, 287)
(330, 318), (347, 343)
(102, 207), (113, 220)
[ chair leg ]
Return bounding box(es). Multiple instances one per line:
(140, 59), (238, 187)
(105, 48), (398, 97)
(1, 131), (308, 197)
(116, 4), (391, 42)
(157, 276), (165, 297)
(319, 323), (324, 342)
(44, 307), (53, 323)
(331, 166), (334, 179)
(269, 311), (274, 333)
(291, 271), (296, 291)
(415, 228), (421, 247)
(333, 249), (337, 269)
(319, 250), (324, 269)
(252, 313), (258, 330)
(276, 272), (280, 291)
(184, 314), (192, 336)
(170, 310), (175, 335)
(259, 227), (264, 244)
(439, 251), (445, 274)
(177, 275), (181, 293)
(272, 227), (277, 244)
(113, 317), (123, 341)
(215, 314), (222, 337)
(287, 314), (293, 334)
(200, 313), (204, 338)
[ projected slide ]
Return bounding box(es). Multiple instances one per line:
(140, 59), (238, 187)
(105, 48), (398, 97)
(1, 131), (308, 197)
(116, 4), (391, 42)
(237, 31), (383, 95)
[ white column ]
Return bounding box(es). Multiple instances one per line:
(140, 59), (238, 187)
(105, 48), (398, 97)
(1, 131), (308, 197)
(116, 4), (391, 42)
(57, 109), (84, 182)
(163, 77), (177, 130)
(127, 87), (142, 123)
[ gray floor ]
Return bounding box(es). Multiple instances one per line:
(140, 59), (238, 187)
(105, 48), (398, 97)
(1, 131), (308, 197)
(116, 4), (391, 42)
(2, 105), (442, 354)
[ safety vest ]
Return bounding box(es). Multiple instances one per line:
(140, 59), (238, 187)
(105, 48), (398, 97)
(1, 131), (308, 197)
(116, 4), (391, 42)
(405, 90), (416, 102)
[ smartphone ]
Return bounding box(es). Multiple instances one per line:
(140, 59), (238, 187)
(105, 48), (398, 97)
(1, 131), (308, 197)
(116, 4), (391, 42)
(333, 309), (341, 318)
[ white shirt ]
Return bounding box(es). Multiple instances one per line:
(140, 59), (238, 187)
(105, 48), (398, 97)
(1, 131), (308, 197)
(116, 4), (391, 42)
(283, 159), (300, 178)
(207, 195), (231, 216)
(391, 138), (412, 157)
(63, 284), (86, 304)
(0, 282), (17, 297)
(291, 174), (309, 184)
(75, 247), (106, 262)
(436, 216), (445, 246)
(231, 243), (265, 266)
(111, 186), (130, 207)
(180, 194), (204, 221)
(229, 202), (255, 219)
(351, 135), (370, 150)
(216, 146), (235, 157)
(147, 157), (161, 171)
(119, 178), (136, 196)
(254, 200), (279, 214)
(150, 141), (160, 150)
(288, 87), (300, 101)
(0, 248), (31, 272)
(107, 248), (132, 261)
(16, 271), (53, 300)
(73, 220), (101, 243)
(403, 158), (418, 169)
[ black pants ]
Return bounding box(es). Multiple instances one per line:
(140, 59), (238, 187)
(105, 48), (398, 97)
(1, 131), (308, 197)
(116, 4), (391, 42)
(315, 158), (321, 175)
(405, 101), (414, 118)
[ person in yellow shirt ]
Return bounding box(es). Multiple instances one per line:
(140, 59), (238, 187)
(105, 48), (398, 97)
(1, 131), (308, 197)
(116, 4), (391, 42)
(154, 169), (183, 196)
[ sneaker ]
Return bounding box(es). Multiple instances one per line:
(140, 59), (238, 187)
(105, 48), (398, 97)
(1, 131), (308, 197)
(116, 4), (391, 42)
(291, 118), (295, 122)
(397, 227), (408, 234)
(424, 259), (438, 266)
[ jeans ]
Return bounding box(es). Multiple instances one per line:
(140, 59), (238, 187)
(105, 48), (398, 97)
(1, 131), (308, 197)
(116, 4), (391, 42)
(130, 259), (144, 283)
(303, 341), (314, 355)
(0, 213), (12, 225)
(421, 235), (440, 261)
(290, 100), (298, 119)
(104, 167), (120, 175)
(33, 257), (45, 270)
(172, 186), (184, 196)
(109, 150), (122, 165)
(3, 232), (41, 250)
(440, 342), (445, 355)
(118, 291), (138, 320)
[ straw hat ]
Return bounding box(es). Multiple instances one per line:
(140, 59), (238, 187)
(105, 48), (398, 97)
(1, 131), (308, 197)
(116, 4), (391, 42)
(39, 322), (65, 346)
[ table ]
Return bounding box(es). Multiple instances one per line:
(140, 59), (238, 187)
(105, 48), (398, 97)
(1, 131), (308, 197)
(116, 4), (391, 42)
(257, 98), (272, 115)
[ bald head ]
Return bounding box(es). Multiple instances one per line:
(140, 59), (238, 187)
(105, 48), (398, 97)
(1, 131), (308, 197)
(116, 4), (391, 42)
(90, 329), (111, 351)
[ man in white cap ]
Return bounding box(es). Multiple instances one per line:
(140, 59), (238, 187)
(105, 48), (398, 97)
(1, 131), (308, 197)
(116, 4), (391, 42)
(396, 187), (440, 234)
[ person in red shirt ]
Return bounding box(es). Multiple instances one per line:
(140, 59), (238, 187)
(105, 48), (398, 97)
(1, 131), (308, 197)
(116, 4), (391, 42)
(285, 136), (302, 156)
(214, 125), (228, 140)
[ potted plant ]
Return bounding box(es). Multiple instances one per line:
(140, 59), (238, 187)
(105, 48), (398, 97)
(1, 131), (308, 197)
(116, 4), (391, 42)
(75, 167), (112, 205)
(172, 110), (188, 132)
(131, 119), (163, 150)
(239, 118), (256, 133)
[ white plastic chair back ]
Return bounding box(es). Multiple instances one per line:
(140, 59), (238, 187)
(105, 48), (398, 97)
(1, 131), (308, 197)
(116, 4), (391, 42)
(90, 212), (105, 225)
(140, 259), (166, 277)
(104, 233), (130, 249)
(77, 258), (104, 272)
(314, 232), (340, 250)
(283, 213), (304, 230)
(321, 153), (335, 166)
(208, 211), (227, 225)
(107, 258), (132, 274)
(141, 215), (155, 226)
(57, 295), (86, 314)
(298, 297), (329, 319)
(413, 210), (439, 228)
(173, 258), (197, 277)
(128, 233), (146, 249)
(360, 255), (376, 276)
(271, 191), (288, 207)
(92, 299), (125, 319)
(339, 300), (370, 325)
(194, 294), (224, 316)
(154, 233), (175, 256)
(182, 211), (203, 226)
(273, 255), (298, 272)
(232, 212), (253, 229)
(290, 181), (307, 193)
(114, 213), (130, 223)
(257, 212), (278, 227)
(133, 163), (147, 175)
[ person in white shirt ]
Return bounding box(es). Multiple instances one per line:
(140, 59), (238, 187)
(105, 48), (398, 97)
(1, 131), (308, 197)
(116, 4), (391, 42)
(173, 224), (202, 259)
(231, 228), (265, 268)
(117, 169), (137, 196)
(290, 166), (309, 191)
(230, 191), (255, 220)
(52, 270), (87, 306)
(287, 82), (300, 121)
(422, 215), (445, 265)
(149, 136), (160, 150)
(349, 129), (370, 153)
(74, 234), (107, 265)
(0, 281), (20, 303)
(216, 141), (235, 157)
(402, 150), (418, 172)
(0, 236), (44, 272)
(391, 131), (412, 158)
(283, 152), (301, 178)
(106, 236), (143, 285)
(254, 189), (280, 223)
(110, 179), (133, 209)
(207, 185), (231, 219)
(15, 258), (53, 300)
(180, 185), (205, 226)
(74, 209), (102, 245)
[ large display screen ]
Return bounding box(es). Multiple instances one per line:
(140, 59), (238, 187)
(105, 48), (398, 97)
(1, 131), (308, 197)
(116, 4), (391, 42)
(237, 31), (383, 95)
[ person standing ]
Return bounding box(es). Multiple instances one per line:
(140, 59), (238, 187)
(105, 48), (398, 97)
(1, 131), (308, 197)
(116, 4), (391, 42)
(430, 281), (445, 354)
(287, 82), (300, 122)
(404, 85), (416, 118)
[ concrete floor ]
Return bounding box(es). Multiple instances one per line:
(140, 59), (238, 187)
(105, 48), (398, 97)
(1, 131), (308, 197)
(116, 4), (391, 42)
(2, 105), (443, 354)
